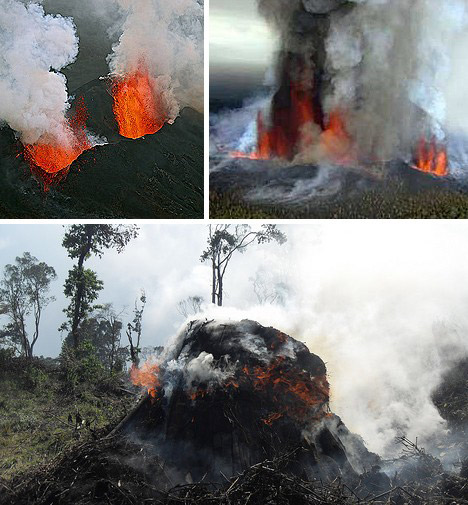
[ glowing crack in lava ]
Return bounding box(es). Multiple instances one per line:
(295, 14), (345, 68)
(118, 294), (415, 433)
(414, 137), (448, 177)
(23, 98), (91, 173)
(112, 67), (166, 139)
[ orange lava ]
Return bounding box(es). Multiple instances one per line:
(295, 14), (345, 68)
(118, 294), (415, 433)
(130, 362), (160, 398)
(230, 87), (354, 165)
(320, 109), (354, 164)
(112, 66), (166, 139)
(414, 137), (448, 177)
(23, 97), (91, 173)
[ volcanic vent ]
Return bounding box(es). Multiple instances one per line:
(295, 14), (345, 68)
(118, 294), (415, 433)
(122, 319), (378, 482)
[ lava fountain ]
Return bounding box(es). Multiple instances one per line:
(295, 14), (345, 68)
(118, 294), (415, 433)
(23, 98), (92, 173)
(112, 66), (166, 139)
(414, 137), (448, 177)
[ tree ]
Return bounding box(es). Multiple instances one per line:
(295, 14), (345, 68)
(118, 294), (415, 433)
(177, 295), (204, 318)
(127, 291), (146, 367)
(200, 225), (287, 306)
(69, 304), (127, 373)
(251, 269), (291, 306)
(0, 252), (56, 358)
(62, 224), (139, 349)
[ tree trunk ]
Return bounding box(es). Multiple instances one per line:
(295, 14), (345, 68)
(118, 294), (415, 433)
(71, 237), (92, 349)
(211, 257), (216, 305)
(217, 267), (223, 306)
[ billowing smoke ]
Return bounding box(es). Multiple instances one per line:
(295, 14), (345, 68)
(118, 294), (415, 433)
(255, 0), (468, 165)
(108, 0), (204, 118)
(0, 0), (79, 146)
(139, 223), (468, 461)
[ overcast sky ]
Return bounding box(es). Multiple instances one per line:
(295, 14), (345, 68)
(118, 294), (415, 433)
(210, 0), (276, 74)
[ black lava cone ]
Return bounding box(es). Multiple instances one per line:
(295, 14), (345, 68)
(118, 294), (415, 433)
(0, 78), (203, 219)
(120, 319), (379, 483)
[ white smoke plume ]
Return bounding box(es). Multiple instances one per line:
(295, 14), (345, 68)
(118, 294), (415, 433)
(325, 0), (468, 161)
(0, 0), (79, 146)
(108, 0), (204, 118)
(256, 0), (468, 164)
(140, 222), (468, 461)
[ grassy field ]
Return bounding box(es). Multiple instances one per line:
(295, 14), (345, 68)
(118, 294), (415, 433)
(0, 358), (135, 480)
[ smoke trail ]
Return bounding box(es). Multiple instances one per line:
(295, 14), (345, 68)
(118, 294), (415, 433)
(108, 0), (204, 118)
(0, 0), (79, 146)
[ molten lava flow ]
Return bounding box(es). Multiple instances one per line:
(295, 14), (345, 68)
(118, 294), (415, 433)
(130, 362), (160, 398)
(414, 137), (448, 177)
(23, 98), (91, 173)
(112, 67), (166, 139)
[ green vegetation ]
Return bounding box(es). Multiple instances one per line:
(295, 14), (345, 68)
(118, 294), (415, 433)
(0, 357), (134, 480)
(210, 188), (468, 219)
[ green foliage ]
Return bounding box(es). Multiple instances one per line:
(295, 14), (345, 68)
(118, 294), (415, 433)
(24, 365), (49, 389)
(61, 267), (104, 333)
(0, 348), (15, 368)
(62, 224), (139, 260)
(63, 305), (129, 373)
(61, 224), (139, 349)
(0, 359), (134, 480)
(60, 341), (106, 391)
(0, 252), (56, 357)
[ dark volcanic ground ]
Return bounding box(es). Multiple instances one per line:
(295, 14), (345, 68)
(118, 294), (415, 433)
(210, 155), (468, 219)
(0, 78), (203, 219)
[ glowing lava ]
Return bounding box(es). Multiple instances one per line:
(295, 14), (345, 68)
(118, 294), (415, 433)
(414, 137), (448, 177)
(23, 98), (91, 173)
(230, 86), (354, 165)
(112, 67), (166, 139)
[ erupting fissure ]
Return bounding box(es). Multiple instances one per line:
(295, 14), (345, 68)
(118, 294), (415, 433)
(414, 137), (448, 177)
(23, 98), (92, 174)
(230, 75), (353, 165)
(112, 66), (167, 139)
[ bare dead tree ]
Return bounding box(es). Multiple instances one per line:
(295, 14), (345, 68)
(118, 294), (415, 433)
(127, 290), (146, 367)
(177, 295), (204, 318)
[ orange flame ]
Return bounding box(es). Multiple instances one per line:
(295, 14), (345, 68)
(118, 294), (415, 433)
(414, 137), (448, 177)
(242, 357), (329, 425)
(112, 65), (166, 139)
(130, 362), (160, 398)
(23, 97), (91, 173)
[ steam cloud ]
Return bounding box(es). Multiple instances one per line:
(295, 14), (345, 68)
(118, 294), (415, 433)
(0, 0), (79, 145)
(108, 0), (204, 118)
(255, 0), (468, 164)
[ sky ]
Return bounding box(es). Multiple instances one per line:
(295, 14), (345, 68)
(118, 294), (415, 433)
(0, 224), (211, 357)
(210, 0), (276, 75)
(1, 221), (468, 457)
